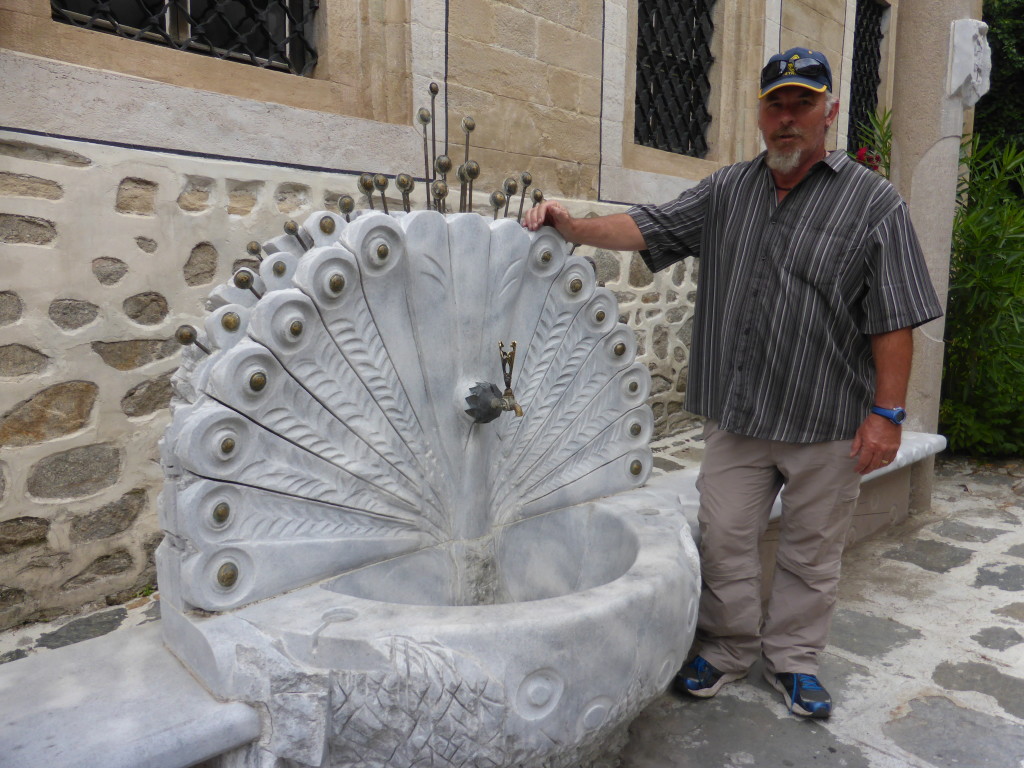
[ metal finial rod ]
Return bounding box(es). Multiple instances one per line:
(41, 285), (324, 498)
(434, 154), (452, 184)
(502, 177), (518, 218)
(339, 194), (354, 223)
(461, 116), (475, 167)
(517, 171), (533, 223)
(396, 173), (414, 214)
(532, 188), (544, 208)
(175, 325), (210, 355)
(233, 268), (263, 300)
(466, 160), (480, 213)
(358, 173), (375, 210)
(489, 190), (506, 220)
(457, 164), (469, 213)
(373, 174), (390, 215)
(246, 241), (263, 261)
(418, 107), (433, 210)
(432, 180), (448, 214)
(429, 83), (439, 193)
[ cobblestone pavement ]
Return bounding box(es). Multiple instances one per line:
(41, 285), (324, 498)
(1, 455), (1021, 768)
(622, 455), (1024, 768)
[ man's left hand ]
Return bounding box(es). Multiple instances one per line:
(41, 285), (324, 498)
(850, 415), (901, 475)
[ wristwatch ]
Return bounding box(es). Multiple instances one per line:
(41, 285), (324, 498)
(871, 405), (907, 425)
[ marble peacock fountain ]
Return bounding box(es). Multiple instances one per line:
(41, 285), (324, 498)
(156, 87), (700, 768)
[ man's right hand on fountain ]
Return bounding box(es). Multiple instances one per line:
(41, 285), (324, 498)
(522, 200), (573, 234)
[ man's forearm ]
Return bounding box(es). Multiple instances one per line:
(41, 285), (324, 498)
(561, 213), (648, 252)
(522, 202), (648, 252)
(870, 328), (913, 407)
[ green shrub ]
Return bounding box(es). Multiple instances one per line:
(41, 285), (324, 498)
(940, 137), (1024, 455)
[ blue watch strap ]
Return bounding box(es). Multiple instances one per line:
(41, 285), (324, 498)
(871, 405), (906, 424)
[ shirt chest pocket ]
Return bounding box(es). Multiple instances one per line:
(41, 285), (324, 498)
(773, 219), (858, 287)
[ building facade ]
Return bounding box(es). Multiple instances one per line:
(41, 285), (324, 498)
(0, 0), (981, 629)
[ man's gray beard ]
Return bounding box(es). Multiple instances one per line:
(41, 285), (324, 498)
(766, 148), (803, 174)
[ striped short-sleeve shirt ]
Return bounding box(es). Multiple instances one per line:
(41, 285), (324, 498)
(627, 150), (943, 444)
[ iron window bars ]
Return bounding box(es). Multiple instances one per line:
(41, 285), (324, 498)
(51, 0), (318, 76)
(634, 0), (716, 159)
(847, 0), (887, 147)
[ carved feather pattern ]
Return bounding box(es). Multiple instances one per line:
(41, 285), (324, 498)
(518, 417), (631, 504)
(319, 288), (445, 493)
(162, 211), (650, 611)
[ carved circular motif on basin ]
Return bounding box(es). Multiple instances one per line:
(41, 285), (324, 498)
(515, 668), (565, 720)
(580, 696), (614, 731)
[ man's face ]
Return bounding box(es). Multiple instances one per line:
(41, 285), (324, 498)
(758, 86), (838, 171)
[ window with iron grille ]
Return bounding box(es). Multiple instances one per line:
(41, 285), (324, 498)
(847, 0), (887, 146)
(51, 0), (318, 76)
(634, 0), (716, 158)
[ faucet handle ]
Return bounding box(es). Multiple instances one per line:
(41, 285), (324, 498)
(499, 340), (517, 391)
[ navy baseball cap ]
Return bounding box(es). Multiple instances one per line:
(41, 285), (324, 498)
(759, 47), (832, 98)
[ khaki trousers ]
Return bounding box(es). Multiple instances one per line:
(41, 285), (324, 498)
(693, 421), (861, 675)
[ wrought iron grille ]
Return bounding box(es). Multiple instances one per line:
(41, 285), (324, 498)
(634, 0), (716, 158)
(847, 0), (887, 146)
(51, 0), (318, 75)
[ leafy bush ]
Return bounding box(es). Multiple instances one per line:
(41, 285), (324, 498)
(849, 109), (892, 179)
(940, 137), (1024, 455)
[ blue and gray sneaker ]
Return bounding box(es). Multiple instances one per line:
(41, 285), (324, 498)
(766, 670), (832, 718)
(673, 655), (745, 698)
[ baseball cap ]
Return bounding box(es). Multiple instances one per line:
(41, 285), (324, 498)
(759, 47), (832, 98)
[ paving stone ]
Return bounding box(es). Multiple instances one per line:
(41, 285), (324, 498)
(177, 176), (213, 212)
(0, 517), (50, 555)
(122, 292), (169, 325)
(932, 520), (1006, 543)
(69, 488), (146, 542)
(61, 550), (134, 591)
(0, 344), (49, 376)
(883, 696), (1024, 768)
(0, 291), (23, 325)
(972, 626), (1024, 651)
(49, 298), (100, 329)
(141, 600), (161, 624)
(883, 538), (974, 573)
(621, 680), (871, 768)
(627, 253), (653, 288)
(115, 177), (157, 215)
(975, 563), (1024, 592)
(35, 607), (127, 650)
(1005, 544), (1024, 560)
(274, 182), (310, 214)
(0, 171), (63, 199)
(932, 661), (1024, 719)
(0, 649), (28, 665)
(135, 236), (157, 253)
(0, 585), (27, 610)
(120, 371), (174, 417)
(828, 607), (923, 659)
(91, 256), (128, 285)
(91, 338), (178, 370)
(958, 506), (1020, 525)
(227, 180), (261, 216)
(26, 443), (121, 499)
(591, 248), (622, 284)
(0, 139), (91, 166)
(184, 242), (218, 286)
(993, 602), (1024, 622)
(0, 213), (57, 245)
(0, 381), (98, 447)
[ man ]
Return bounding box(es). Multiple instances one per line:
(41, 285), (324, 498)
(523, 48), (943, 719)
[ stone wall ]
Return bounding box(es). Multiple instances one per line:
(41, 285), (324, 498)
(0, 130), (699, 630)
